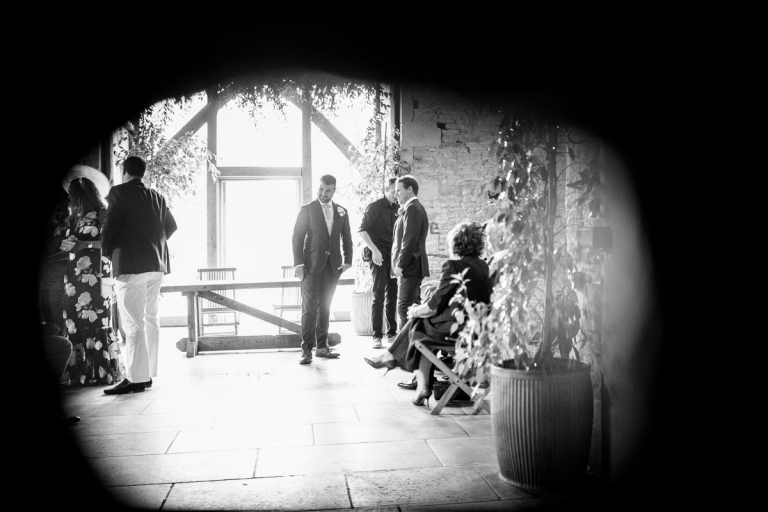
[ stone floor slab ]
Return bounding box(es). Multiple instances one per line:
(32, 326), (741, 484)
(255, 440), (442, 477)
(353, 401), (453, 422)
(75, 412), (217, 436)
(427, 436), (497, 466)
(163, 473), (350, 510)
(347, 466), (498, 508)
(452, 415), (493, 437)
(140, 397), (240, 415)
(314, 417), (467, 445)
(63, 399), (152, 417)
(168, 424), (313, 453)
(106, 483), (172, 510)
(91, 449), (258, 486)
(214, 403), (358, 428)
(76, 430), (179, 458)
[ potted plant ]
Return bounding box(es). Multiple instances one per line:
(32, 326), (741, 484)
(348, 120), (404, 335)
(452, 113), (606, 490)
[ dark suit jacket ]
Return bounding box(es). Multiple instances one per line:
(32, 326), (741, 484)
(102, 179), (177, 276)
(393, 198), (429, 278)
(292, 200), (353, 276)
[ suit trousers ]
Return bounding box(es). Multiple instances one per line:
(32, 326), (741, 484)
(300, 260), (340, 353)
(371, 261), (397, 339)
(114, 271), (163, 383)
(397, 276), (423, 333)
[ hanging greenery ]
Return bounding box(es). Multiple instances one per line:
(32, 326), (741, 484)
(114, 73), (386, 207)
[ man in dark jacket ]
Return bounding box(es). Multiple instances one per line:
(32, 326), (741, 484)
(358, 177), (399, 349)
(392, 175), (430, 331)
(101, 155), (177, 394)
(292, 175), (353, 365)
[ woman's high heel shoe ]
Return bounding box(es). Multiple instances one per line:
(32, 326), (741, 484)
(412, 389), (432, 407)
(364, 357), (397, 376)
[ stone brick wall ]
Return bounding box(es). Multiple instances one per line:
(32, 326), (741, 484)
(564, 129), (609, 475)
(399, 84), (503, 277)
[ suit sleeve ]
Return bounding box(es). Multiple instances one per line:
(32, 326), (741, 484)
(292, 206), (310, 266)
(165, 203), (178, 240)
(342, 213), (353, 264)
(397, 204), (422, 270)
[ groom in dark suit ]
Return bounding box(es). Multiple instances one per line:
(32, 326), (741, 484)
(392, 174), (430, 331)
(292, 175), (353, 364)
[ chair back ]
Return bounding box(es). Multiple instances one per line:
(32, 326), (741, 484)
(280, 265), (301, 306)
(197, 267), (237, 309)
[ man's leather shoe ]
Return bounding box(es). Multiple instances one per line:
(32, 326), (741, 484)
(299, 350), (312, 365)
(372, 338), (383, 349)
(316, 347), (340, 359)
(104, 378), (145, 395)
(145, 378), (152, 388)
(398, 379), (418, 390)
(386, 334), (397, 344)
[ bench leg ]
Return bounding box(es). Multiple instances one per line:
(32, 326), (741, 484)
(186, 293), (198, 358)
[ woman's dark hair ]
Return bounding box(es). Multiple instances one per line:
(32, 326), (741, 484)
(448, 221), (486, 258)
(67, 177), (106, 227)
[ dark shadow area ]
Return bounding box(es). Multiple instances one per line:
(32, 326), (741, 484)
(21, 14), (756, 512)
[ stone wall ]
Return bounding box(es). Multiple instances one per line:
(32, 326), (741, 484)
(399, 84), (503, 277)
(564, 129), (609, 475)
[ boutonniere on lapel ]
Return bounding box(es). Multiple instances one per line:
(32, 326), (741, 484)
(337, 206), (345, 217)
(397, 207), (405, 217)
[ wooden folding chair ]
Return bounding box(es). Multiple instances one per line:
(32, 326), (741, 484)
(273, 265), (302, 334)
(197, 267), (239, 336)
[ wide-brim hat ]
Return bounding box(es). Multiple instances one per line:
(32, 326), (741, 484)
(62, 165), (111, 199)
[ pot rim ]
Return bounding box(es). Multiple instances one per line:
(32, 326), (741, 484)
(492, 358), (590, 374)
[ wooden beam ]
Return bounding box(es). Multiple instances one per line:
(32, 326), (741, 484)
(217, 167), (302, 178)
(171, 103), (211, 140)
(175, 333), (341, 352)
(287, 97), (362, 164)
(206, 98), (218, 267)
(163, 277), (354, 294)
(198, 291), (302, 333)
(301, 91), (312, 203)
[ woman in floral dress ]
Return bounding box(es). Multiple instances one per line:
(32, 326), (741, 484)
(61, 169), (120, 386)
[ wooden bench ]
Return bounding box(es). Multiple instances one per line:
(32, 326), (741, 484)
(160, 277), (354, 357)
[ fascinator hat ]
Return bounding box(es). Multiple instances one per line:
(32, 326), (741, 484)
(62, 165), (111, 199)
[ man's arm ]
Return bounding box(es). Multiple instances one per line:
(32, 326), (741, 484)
(291, 206), (310, 278)
(396, 203), (422, 273)
(339, 213), (353, 272)
(358, 202), (382, 265)
(164, 204), (178, 240)
(359, 231), (382, 266)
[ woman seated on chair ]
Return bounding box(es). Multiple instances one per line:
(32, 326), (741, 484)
(364, 221), (493, 407)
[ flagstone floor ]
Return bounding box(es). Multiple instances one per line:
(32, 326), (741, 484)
(58, 320), (606, 511)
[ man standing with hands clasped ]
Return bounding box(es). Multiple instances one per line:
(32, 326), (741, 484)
(292, 175), (353, 365)
(102, 155), (177, 394)
(359, 177), (399, 349)
(392, 174), (430, 331)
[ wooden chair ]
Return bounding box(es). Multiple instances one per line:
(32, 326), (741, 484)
(273, 265), (302, 334)
(414, 279), (490, 415)
(197, 267), (239, 336)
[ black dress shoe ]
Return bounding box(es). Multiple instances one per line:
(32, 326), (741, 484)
(104, 378), (145, 395)
(145, 378), (152, 388)
(397, 380), (418, 390)
(299, 350), (312, 365)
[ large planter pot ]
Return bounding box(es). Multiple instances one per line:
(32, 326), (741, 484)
(491, 358), (593, 491)
(350, 291), (373, 335)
